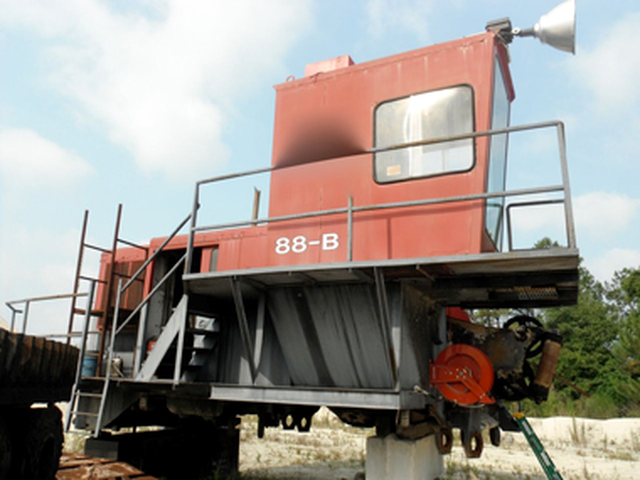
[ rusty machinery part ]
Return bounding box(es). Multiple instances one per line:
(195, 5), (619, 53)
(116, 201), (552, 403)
(461, 429), (484, 458)
(431, 344), (495, 406)
(435, 427), (454, 454)
(530, 331), (563, 403)
(447, 315), (562, 404)
(503, 315), (545, 358)
(57, 453), (156, 479)
(504, 315), (564, 403)
(489, 426), (501, 447)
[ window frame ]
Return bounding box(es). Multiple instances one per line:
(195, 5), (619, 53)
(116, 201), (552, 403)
(372, 84), (477, 185)
(484, 55), (512, 250)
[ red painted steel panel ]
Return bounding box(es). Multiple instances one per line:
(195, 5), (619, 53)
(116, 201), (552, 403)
(266, 32), (509, 266)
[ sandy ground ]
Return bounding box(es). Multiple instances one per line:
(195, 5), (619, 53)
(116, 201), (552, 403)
(239, 409), (640, 479)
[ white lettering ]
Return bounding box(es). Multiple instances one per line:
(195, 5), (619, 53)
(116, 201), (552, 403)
(322, 233), (339, 251)
(275, 233), (340, 254)
(275, 237), (290, 255)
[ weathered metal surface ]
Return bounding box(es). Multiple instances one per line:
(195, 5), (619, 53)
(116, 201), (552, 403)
(209, 384), (427, 410)
(183, 248), (579, 309)
(57, 453), (156, 479)
(0, 328), (79, 404)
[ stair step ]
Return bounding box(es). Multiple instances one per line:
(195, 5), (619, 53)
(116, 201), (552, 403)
(187, 328), (218, 336)
(81, 376), (107, 381)
(71, 410), (99, 417)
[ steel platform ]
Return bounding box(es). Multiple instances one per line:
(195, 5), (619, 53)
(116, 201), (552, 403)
(183, 247), (580, 309)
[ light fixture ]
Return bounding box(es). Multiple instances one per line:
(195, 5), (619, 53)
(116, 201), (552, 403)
(487, 0), (576, 54)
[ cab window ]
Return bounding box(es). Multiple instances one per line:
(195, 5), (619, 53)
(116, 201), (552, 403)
(374, 86), (475, 184)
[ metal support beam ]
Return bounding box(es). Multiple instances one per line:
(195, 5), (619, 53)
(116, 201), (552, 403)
(374, 268), (398, 385)
(173, 296), (188, 386)
(253, 294), (266, 382)
(210, 385), (426, 410)
(136, 295), (188, 382)
(230, 278), (258, 382)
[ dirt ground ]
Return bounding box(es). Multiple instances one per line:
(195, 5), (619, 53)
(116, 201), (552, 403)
(238, 409), (640, 479)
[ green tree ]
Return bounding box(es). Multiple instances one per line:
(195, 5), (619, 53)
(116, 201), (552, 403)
(541, 266), (617, 402)
(606, 268), (640, 414)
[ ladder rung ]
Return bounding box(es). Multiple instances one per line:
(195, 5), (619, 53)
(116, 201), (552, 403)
(79, 275), (108, 285)
(117, 238), (149, 251)
(84, 243), (112, 254)
(82, 352), (101, 357)
(113, 272), (144, 282)
(68, 330), (101, 336)
(78, 392), (103, 399)
(73, 307), (105, 316)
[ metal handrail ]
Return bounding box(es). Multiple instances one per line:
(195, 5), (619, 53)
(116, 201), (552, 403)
(506, 199), (567, 251)
(108, 214), (193, 379)
(186, 121), (575, 273)
(114, 253), (187, 336)
(6, 292), (88, 334)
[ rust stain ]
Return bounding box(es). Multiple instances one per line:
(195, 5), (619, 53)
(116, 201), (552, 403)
(57, 453), (157, 480)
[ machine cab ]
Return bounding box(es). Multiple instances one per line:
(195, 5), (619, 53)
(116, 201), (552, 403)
(264, 31), (514, 268)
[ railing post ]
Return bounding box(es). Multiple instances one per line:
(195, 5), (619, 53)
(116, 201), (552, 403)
(185, 183), (200, 275)
(134, 304), (149, 377)
(22, 300), (31, 334)
(348, 196), (354, 262)
(9, 307), (17, 333)
(556, 122), (577, 248)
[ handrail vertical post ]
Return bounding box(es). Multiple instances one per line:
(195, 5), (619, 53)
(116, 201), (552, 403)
(22, 300), (30, 334)
(506, 205), (514, 252)
(348, 196), (354, 262)
(134, 304), (149, 377)
(185, 183), (200, 275)
(557, 123), (576, 248)
(9, 308), (17, 333)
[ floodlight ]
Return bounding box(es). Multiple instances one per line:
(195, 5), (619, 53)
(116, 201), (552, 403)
(487, 0), (576, 54)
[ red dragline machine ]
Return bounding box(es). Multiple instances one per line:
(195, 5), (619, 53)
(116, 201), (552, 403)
(65, 2), (578, 477)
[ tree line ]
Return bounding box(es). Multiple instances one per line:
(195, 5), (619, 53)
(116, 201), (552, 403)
(475, 239), (640, 418)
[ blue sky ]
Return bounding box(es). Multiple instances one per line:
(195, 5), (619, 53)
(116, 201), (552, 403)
(1, 0), (639, 330)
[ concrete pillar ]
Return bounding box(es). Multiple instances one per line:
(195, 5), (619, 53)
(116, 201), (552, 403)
(366, 434), (444, 480)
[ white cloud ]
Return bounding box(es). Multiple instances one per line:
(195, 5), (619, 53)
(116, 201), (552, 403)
(572, 12), (640, 114)
(366, 0), (434, 42)
(587, 248), (640, 283)
(574, 191), (640, 238)
(0, 225), (80, 334)
(0, 128), (94, 190)
(0, 0), (311, 180)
